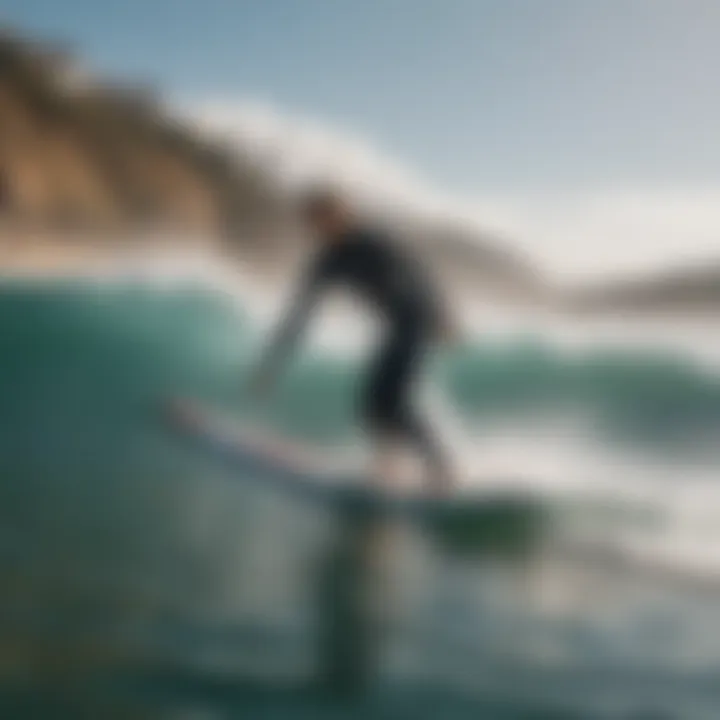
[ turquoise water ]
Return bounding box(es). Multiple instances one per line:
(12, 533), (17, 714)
(1, 278), (719, 718)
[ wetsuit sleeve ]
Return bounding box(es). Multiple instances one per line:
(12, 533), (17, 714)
(258, 255), (331, 379)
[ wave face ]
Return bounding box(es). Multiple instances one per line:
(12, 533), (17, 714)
(1, 278), (719, 718)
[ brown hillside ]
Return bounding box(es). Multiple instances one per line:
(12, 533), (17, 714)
(0, 29), (276, 240)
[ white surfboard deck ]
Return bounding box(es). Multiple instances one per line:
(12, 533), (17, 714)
(166, 398), (351, 474)
(162, 397), (548, 530)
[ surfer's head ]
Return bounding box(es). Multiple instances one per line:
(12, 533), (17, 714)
(297, 184), (353, 241)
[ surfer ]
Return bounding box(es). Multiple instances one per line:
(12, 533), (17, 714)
(248, 187), (459, 494)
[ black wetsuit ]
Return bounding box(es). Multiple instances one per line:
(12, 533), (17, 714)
(263, 226), (448, 475)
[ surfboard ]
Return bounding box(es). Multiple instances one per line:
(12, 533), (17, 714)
(162, 397), (549, 557)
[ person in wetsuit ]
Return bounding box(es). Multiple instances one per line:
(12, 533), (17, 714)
(248, 188), (458, 493)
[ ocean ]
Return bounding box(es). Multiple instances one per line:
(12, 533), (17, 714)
(0, 268), (719, 719)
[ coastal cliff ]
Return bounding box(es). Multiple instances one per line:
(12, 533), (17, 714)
(0, 29), (278, 242)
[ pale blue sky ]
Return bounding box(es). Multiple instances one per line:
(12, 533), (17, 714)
(4, 0), (720, 277)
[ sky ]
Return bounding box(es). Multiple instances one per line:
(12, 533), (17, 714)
(3, 0), (720, 281)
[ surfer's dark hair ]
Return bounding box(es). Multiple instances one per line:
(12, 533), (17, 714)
(298, 184), (345, 217)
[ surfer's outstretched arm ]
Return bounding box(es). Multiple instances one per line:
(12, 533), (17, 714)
(250, 257), (329, 394)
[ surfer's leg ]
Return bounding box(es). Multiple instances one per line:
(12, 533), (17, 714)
(368, 434), (405, 489)
(360, 332), (412, 488)
(400, 405), (454, 494)
(361, 325), (453, 492)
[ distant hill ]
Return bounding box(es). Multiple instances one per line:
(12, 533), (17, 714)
(570, 264), (720, 314)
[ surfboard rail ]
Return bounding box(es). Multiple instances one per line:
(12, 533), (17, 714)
(162, 398), (549, 555)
